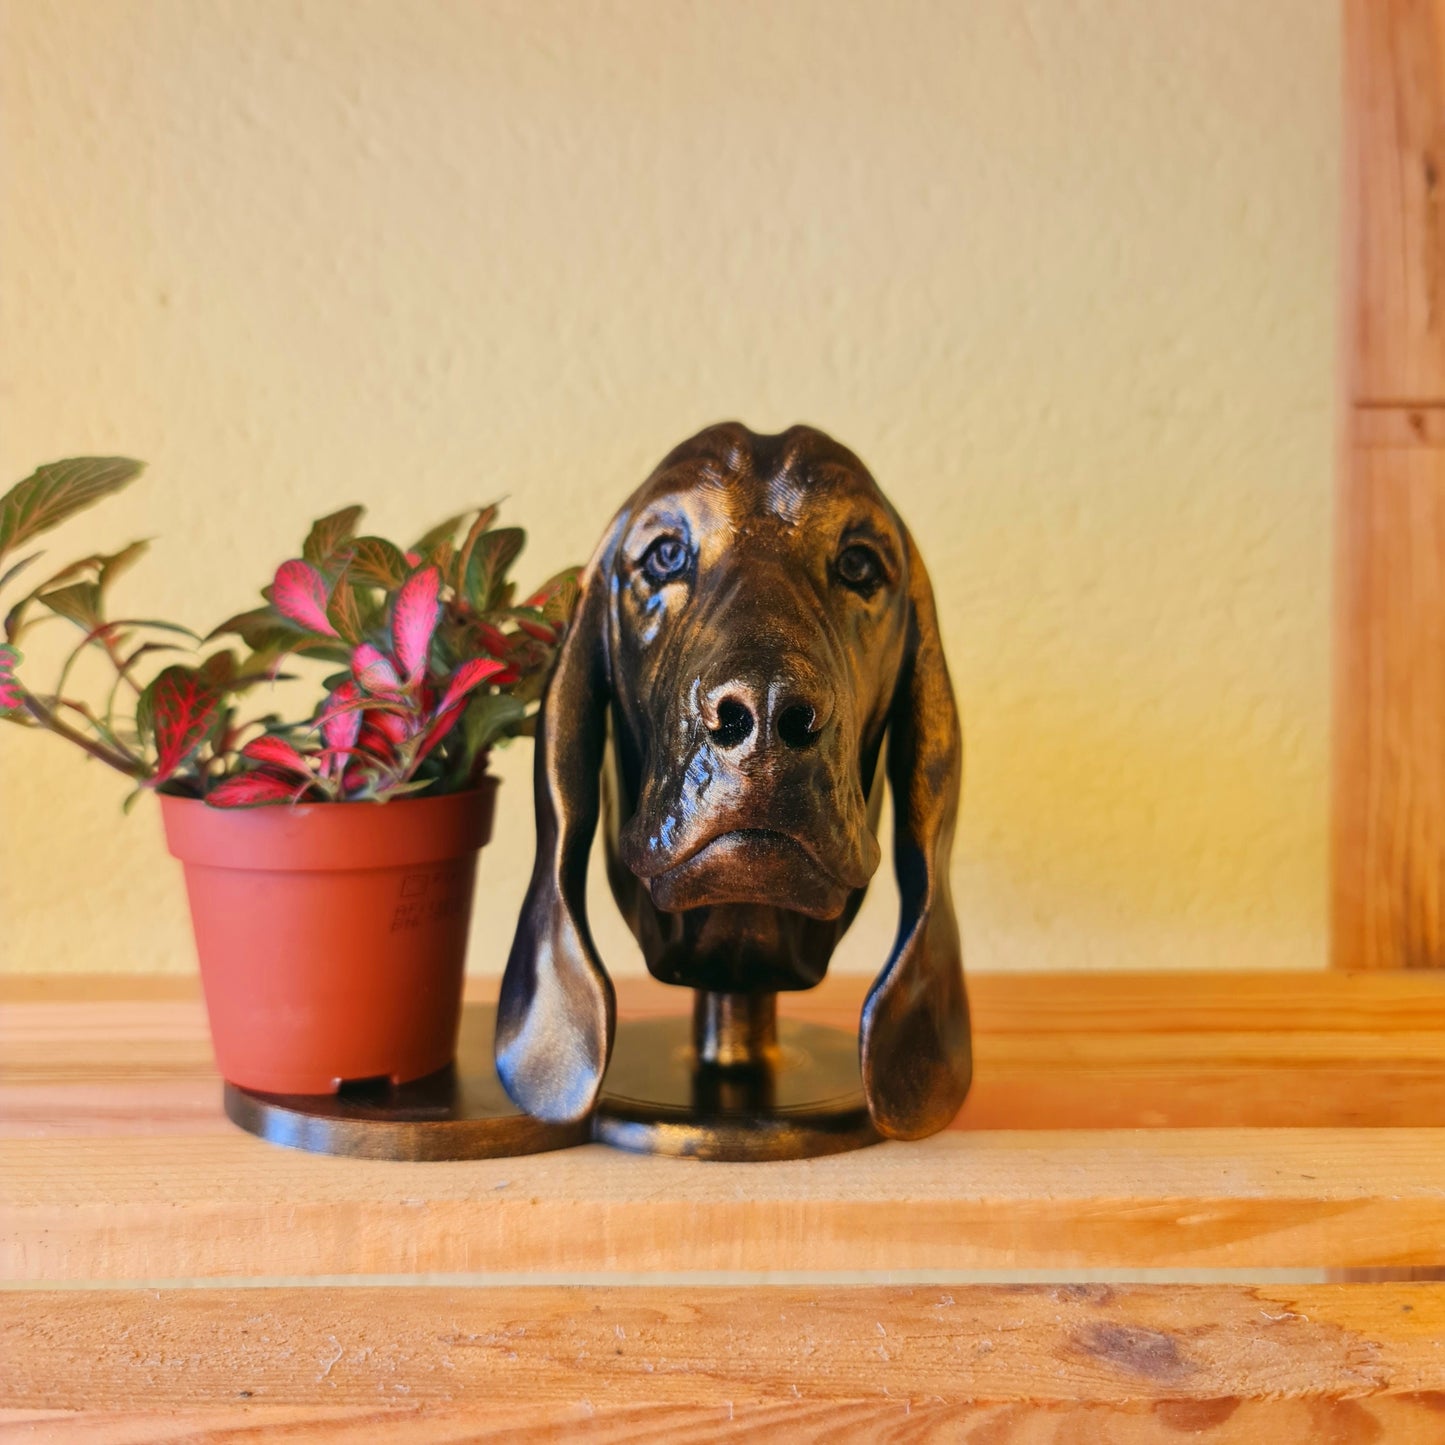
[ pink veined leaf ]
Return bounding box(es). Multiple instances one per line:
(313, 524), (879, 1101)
(0, 644), (24, 712)
(271, 559), (338, 638)
(404, 549), (422, 567)
(341, 764), (365, 797)
(356, 723), (402, 765)
(437, 656), (507, 716)
(208, 771), (311, 808)
(352, 642), (403, 695)
(241, 734), (313, 776)
(514, 617), (559, 645)
(312, 744), (386, 796)
(149, 666), (223, 783)
(473, 622), (513, 658)
(416, 701), (467, 762)
(313, 691), (413, 726)
(319, 681), (364, 752)
(314, 745), (376, 782)
(367, 707), (411, 744)
(392, 566), (441, 681)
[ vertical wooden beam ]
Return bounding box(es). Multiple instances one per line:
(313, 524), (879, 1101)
(1335, 0), (1445, 967)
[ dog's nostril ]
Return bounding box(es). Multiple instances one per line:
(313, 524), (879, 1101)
(709, 698), (755, 749)
(777, 704), (820, 750)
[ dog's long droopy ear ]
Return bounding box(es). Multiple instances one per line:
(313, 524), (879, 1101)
(860, 530), (971, 1138)
(495, 534), (616, 1124)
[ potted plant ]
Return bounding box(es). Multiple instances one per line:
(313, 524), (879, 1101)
(1, 458), (577, 1094)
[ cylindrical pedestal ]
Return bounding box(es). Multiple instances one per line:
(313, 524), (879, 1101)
(593, 989), (880, 1161)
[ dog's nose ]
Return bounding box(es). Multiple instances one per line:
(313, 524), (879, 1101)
(699, 671), (835, 754)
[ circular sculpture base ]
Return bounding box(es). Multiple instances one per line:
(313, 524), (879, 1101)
(223, 1004), (589, 1161)
(594, 1013), (881, 1161)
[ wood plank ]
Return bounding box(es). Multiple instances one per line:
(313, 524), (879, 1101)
(3, 1285), (1443, 1444)
(5, 1127), (1444, 1279)
(14, 965), (1445, 1025)
(1334, 437), (1445, 968)
(7, 1400), (1445, 1445)
(4, 975), (1443, 1278)
(1356, 402), (1445, 447)
(1345, 0), (1445, 404)
(1336, 0), (1445, 970)
(9, 971), (1445, 1132)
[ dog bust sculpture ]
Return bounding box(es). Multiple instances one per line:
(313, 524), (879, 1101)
(497, 423), (970, 1140)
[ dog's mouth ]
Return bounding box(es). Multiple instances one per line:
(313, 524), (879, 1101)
(639, 827), (858, 920)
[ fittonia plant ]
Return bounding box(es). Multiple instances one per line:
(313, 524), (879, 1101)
(0, 458), (577, 807)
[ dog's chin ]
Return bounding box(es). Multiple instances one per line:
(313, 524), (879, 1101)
(644, 830), (854, 920)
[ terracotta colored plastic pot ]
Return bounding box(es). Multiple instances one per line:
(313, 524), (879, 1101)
(161, 782), (497, 1095)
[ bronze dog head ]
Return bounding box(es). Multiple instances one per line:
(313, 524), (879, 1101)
(497, 423), (969, 1138)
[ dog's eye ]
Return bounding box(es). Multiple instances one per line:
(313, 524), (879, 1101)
(641, 536), (690, 584)
(836, 543), (883, 593)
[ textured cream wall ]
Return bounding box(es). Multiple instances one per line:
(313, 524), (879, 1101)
(0, 0), (1337, 977)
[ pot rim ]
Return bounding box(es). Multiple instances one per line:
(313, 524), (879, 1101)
(160, 776), (499, 871)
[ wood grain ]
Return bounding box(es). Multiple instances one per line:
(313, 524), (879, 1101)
(7, 1126), (1445, 1279)
(3, 1285), (1444, 1443)
(1345, 0), (1445, 404)
(4, 973), (1445, 1279)
(12, 970), (1445, 1134)
(1334, 429), (1445, 969)
(8, 1399), (1445, 1445)
(1336, 0), (1445, 970)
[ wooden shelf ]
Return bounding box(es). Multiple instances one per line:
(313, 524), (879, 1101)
(3, 971), (1444, 1439)
(6, 1284), (1444, 1441)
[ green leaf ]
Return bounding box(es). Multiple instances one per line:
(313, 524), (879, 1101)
(208, 608), (331, 656)
(464, 528), (525, 612)
(110, 617), (201, 641)
(345, 536), (410, 590)
(4, 596), (34, 643)
(303, 505), (365, 569)
(377, 778), (440, 800)
(0, 550), (43, 594)
(198, 649), (238, 687)
(0, 458), (144, 564)
(233, 644), (297, 684)
(528, 567), (582, 627)
(460, 690), (526, 769)
(430, 540), (456, 585)
(411, 513), (468, 558)
(123, 640), (182, 669)
(98, 539), (150, 591)
(326, 580), (364, 645)
(453, 504), (502, 594)
(206, 606), (284, 646)
(5, 539), (151, 642)
(134, 677), (155, 746)
(38, 581), (104, 631)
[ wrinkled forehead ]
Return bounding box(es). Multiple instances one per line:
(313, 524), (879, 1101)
(619, 427), (903, 552)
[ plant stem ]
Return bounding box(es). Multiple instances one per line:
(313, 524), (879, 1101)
(22, 691), (150, 779)
(100, 630), (145, 696)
